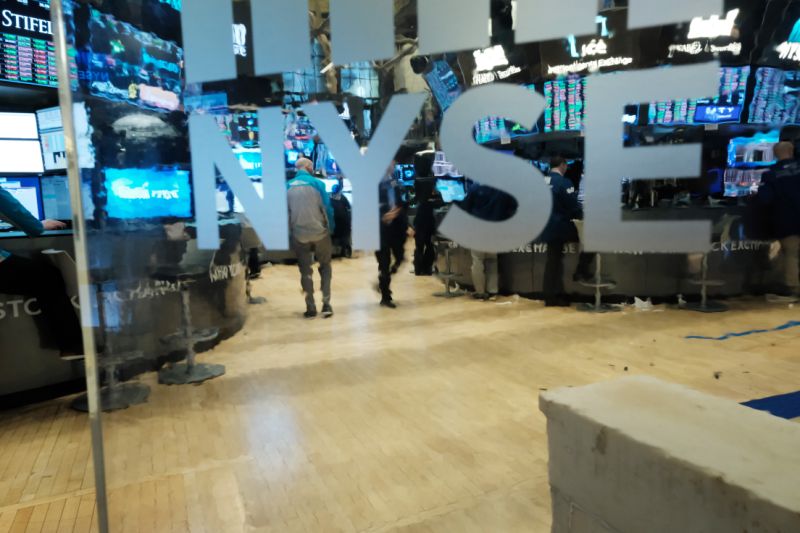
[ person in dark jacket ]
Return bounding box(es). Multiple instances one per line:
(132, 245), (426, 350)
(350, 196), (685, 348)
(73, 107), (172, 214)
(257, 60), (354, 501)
(330, 183), (352, 258)
(540, 157), (583, 307)
(376, 170), (409, 308)
(412, 178), (441, 276)
(460, 182), (517, 300)
(757, 141), (800, 299)
(0, 188), (83, 359)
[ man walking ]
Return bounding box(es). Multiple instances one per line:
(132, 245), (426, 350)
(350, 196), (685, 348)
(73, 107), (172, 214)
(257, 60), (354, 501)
(287, 158), (336, 318)
(757, 141), (800, 301)
(377, 169), (408, 308)
(540, 156), (583, 307)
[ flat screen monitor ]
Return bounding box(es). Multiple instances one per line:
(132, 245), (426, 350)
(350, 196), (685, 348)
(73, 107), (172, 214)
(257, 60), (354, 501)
(650, 66), (750, 125)
(0, 0), (58, 88)
(0, 112), (39, 139)
(727, 131), (779, 168)
(0, 177), (43, 220)
(436, 178), (466, 203)
(394, 164), (416, 184)
(749, 68), (800, 125)
(425, 60), (462, 111)
(286, 150), (301, 167)
(41, 175), (72, 220)
(37, 107), (67, 171)
(233, 148), (262, 178)
(724, 169), (766, 198)
(544, 75), (585, 132)
(105, 168), (192, 220)
(0, 140), (44, 173)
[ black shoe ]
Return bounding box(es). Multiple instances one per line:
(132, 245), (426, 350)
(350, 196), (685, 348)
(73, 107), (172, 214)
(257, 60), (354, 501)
(390, 264), (400, 275)
(321, 304), (334, 318)
(304, 308), (318, 319)
(380, 299), (397, 309)
(545, 297), (571, 308)
(472, 293), (489, 301)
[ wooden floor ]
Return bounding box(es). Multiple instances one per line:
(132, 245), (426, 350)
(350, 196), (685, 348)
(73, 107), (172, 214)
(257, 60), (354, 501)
(0, 250), (798, 532)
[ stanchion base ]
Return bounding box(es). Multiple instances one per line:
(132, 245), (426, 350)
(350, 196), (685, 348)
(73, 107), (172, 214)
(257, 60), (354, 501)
(71, 382), (151, 413)
(158, 363), (226, 385)
(433, 289), (465, 299)
(577, 303), (622, 314)
(159, 327), (219, 346)
(248, 296), (267, 305)
(684, 301), (729, 313)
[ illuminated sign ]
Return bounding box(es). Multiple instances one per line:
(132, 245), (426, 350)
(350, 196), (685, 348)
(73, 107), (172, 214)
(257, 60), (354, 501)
(687, 9), (739, 40)
(668, 41), (742, 58)
(233, 23), (247, 58)
(547, 56), (634, 77)
(473, 45), (508, 72)
(1, 9), (52, 36)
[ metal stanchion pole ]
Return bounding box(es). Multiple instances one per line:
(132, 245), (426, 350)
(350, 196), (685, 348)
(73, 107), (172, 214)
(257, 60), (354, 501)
(50, 1), (109, 531)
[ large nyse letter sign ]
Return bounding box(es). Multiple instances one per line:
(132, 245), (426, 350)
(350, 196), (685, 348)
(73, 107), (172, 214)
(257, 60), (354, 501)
(182, 0), (722, 254)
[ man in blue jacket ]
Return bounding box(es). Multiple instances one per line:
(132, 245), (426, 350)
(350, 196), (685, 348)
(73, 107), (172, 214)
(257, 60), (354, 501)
(0, 188), (83, 359)
(540, 157), (583, 307)
(287, 158), (336, 318)
(757, 141), (800, 300)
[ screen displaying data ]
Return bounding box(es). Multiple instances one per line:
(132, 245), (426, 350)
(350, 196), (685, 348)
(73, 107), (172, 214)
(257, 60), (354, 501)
(105, 168), (192, 220)
(41, 174), (71, 220)
(0, 177), (42, 219)
(749, 68), (800, 125)
(37, 107), (66, 171)
(544, 76), (585, 132)
(0, 0), (58, 88)
(650, 66), (750, 125)
(425, 60), (462, 111)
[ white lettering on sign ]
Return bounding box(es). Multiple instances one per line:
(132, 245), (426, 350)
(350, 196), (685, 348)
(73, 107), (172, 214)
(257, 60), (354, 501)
(1, 9), (52, 36)
(232, 24), (247, 57)
(687, 9), (739, 40)
(668, 41), (742, 58)
(472, 66), (523, 85)
(181, 0), (719, 254)
(777, 41), (800, 63)
(581, 39), (608, 57)
(547, 56), (634, 76)
(473, 45), (509, 72)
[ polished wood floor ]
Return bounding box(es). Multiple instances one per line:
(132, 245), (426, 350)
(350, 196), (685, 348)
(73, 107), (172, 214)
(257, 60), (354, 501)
(0, 250), (798, 532)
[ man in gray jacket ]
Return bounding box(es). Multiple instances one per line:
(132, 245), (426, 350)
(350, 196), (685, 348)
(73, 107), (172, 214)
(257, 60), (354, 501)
(287, 158), (336, 318)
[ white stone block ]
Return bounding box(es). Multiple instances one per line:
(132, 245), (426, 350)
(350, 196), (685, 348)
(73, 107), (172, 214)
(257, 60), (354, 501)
(540, 376), (800, 533)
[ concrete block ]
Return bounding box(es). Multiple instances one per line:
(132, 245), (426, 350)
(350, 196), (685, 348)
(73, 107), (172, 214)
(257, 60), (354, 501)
(540, 376), (800, 533)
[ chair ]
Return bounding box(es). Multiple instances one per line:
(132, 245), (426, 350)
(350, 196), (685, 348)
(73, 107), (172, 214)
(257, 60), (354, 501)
(70, 266), (150, 412)
(152, 267), (225, 385)
(576, 253), (620, 314)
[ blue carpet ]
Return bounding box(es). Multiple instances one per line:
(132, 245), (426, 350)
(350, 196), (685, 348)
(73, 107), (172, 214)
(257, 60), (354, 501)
(742, 391), (800, 420)
(686, 320), (800, 341)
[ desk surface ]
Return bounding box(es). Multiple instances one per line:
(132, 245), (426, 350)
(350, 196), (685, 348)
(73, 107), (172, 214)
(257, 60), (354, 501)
(0, 229), (74, 240)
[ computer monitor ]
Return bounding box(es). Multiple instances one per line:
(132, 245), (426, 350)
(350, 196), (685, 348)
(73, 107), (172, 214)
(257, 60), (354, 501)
(0, 177), (43, 221)
(436, 178), (466, 203)
(105, 168), (193, 220)
(425, 60), (463, 111)
(394, 164), (416, 184)
(37, 107), (68, 171)
(286, 150), (301, 167)
(41, 175), (72, 221)
(0, 113), (39, 139)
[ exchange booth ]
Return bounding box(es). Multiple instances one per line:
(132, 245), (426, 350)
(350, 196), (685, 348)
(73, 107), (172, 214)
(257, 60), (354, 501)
(0, 107), (251, 407)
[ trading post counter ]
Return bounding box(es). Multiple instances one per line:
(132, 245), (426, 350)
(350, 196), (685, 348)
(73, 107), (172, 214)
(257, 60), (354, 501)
(0, 221), (249, 404)
(438, 205), (784, 301)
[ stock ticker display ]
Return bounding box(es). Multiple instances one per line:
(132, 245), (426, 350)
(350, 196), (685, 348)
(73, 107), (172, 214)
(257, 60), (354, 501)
(749, 68), (800, 126)
(0, 0), (58, 88)
(649, 66), (750, 126)
(544, 76), (585, 133)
